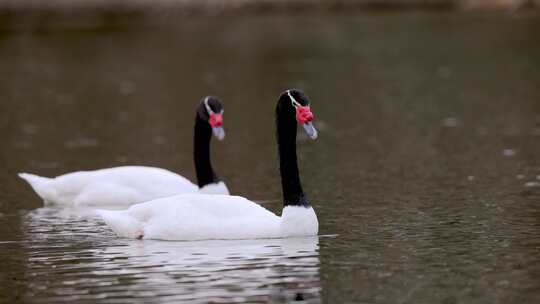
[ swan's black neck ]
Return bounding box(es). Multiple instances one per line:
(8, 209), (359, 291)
(276, 99), (310, 207)
(194, 113), (219, 188)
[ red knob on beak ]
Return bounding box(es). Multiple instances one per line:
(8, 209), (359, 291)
(296, 106), (314, 125)
(209, 113), (223, 127)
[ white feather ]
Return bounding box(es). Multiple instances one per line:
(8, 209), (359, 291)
(96, 194), (318, 241)
(19, 166), (229, 208)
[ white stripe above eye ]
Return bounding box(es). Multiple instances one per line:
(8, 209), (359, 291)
(204, 97), (224, 115)
(203, 97), (214, 115)
(287, 90), (302, 108)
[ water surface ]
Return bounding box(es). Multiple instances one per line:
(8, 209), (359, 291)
(1, 12), (539, 303)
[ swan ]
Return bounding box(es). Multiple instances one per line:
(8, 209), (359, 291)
(19, 96), (230, 207)
(97, 89), (319, 240)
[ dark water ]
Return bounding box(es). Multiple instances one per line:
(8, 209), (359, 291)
(1, 12), (540, 303)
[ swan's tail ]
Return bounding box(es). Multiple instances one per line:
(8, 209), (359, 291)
(96, 209), (144, 239)
(18, 173), (57, 203)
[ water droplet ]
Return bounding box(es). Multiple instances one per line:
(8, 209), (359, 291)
(21, 124), (37, 135)
(516, 174), (525, 179)
(502, 126), (520, 136)
(467, 176), (475, 181)
(204, 72), (217, 85)
(118, 111), (129, 122)
(153, 136), (166, 145)
(436, 66), (452, 79)
(14, 141), (31, 149)
(476, 126), (488, 136)
(524, 181), (540, 188)
(442, 117), (460, 128)
(119, 81), (135, 96)
(502, 149), (516, 157)
(65, 138), (100, 148)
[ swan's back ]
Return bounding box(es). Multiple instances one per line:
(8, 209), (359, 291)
(98, 194), (282, 240)
(57, 166), (194, 192)
(21, 166), (198, 207)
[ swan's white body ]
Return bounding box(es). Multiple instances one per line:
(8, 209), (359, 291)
(19, 166), (229, 208)
(97, 194), (318, 241)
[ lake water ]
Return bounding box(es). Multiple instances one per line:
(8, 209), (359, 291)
(0, 12), (539, 303)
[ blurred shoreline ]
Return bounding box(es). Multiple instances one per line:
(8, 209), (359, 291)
(0, 0), (539, 30)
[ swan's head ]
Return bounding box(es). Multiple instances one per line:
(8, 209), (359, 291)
(280, 89), (318, 140)
(199, 96), (225, 141)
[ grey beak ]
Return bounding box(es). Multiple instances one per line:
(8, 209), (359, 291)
(302, 122), (318, 140)
(212, 126), (225, 141)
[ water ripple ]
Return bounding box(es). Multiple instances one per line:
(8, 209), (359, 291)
(18, 208), (321, 303)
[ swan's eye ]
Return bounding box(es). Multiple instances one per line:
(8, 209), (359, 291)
(203, 97), (223, 118)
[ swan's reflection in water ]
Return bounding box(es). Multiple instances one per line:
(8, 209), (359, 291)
(22, 208), (321, 303)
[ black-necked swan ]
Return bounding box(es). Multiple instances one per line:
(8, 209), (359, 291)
(97, 89), (319, 240)
(18, 96), (230, 207)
